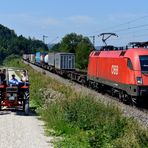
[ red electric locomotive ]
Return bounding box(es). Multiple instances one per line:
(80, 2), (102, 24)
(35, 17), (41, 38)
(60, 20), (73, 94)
(87, 33), (148, 105)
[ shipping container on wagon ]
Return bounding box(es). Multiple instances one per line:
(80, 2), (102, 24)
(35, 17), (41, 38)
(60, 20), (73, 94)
(44, 54), (48, 64)
(35, 52), (47, 64)
(29, 54), (35, 63)
(31, 54), (35, 63)
(48, 52), (55, 66)
(35, 52), (41, 64)
(23, 54), (29, 61)
(54, 52), (75, 70)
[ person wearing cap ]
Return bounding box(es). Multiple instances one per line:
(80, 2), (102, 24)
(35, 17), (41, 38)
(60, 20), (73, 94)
(9, 74), (19, 85)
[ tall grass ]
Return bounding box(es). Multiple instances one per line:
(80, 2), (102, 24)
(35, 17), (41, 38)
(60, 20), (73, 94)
(41, 94), (148, 148)
(5, 58), (148, 148)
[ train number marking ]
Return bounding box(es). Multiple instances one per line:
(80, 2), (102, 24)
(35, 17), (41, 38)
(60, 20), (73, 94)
(111, 65), (118, 75)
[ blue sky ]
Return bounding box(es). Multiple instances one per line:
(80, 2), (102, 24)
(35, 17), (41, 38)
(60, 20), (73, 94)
(0, 0), (148, 46)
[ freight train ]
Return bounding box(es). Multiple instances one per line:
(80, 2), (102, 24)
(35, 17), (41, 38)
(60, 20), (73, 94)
(23, 34), (148, 105)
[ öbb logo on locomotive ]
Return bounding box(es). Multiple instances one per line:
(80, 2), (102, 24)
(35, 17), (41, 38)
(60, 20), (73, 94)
(111, 65), (119, 75)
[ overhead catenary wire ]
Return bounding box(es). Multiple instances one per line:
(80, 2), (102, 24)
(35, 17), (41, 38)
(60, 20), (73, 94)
(48, 36), (59, 44)
(86, 14), (148, 45)
(112, 23), (148, 33)
(88, 15), (148, 36)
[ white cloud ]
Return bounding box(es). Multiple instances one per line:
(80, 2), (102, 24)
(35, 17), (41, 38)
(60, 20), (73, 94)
(0, 13), (61, 27)
(39, 18), (61, 27)
(67, 15), (95, 24)
(107, 13), (145, 22)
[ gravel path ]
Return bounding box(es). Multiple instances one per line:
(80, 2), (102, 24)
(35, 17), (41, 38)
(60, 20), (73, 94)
(0, 110), (53, 148)
(27, 61), (148, 129)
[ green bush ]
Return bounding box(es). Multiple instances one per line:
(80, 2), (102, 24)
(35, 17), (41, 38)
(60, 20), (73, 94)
(63, 96), (122, 130)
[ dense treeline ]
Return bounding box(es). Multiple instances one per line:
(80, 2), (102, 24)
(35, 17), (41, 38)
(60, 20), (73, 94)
(0, 24), (48, 63)
(50, 33), (94, 69)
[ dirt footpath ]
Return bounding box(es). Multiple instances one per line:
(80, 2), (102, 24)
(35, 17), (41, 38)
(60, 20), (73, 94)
(0, 110), (53, 148)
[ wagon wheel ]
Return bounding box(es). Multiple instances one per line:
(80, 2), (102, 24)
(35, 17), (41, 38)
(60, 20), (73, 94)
(131, 97), (138, 106)
(23, 91), (30, 115)
(0, 91), (2, 111)
(122, 93), (131, 104)
(118, 91), (123, 102)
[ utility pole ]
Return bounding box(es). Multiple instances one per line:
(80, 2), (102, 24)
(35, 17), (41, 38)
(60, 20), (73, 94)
(90, 35), (95, 46)
(43, 35), (48, 43)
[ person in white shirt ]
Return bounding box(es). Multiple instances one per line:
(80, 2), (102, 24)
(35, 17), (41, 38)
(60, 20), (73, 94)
(21, 70), (28, 82)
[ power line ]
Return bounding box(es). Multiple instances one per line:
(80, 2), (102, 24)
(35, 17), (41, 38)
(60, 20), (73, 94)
(49, 36), (59, 44)
(104, 15), (148, 31)
(117, 27), (148, 35)
(87, 14), (148, 36)
(112, 23), (148, 33)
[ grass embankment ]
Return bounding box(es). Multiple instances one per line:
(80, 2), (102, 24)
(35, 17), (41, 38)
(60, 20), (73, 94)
(4, 58), (148, 148)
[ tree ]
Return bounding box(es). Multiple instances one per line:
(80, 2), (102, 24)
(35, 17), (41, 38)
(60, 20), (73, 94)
(57, 33), (93, 69)
(59, 33), (83, 53)
(76, 37), (92, 69)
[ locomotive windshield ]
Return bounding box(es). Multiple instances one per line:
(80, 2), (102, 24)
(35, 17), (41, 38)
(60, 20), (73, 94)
(139, 56), (148, 73)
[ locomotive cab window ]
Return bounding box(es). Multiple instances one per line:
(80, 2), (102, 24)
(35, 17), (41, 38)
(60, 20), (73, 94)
(139, 56), (148, 73)
(127, 58), (133, 70)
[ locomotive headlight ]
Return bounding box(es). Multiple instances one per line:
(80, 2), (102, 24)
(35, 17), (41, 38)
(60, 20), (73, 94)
(137, 77), (143, 84)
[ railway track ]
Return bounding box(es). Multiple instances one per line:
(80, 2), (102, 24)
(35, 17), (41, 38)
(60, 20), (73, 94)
(24, 60), (148, 128)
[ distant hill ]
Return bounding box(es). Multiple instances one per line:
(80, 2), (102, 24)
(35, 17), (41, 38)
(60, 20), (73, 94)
(47, 43), (55, 49)
(0, 24), (48, 62)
